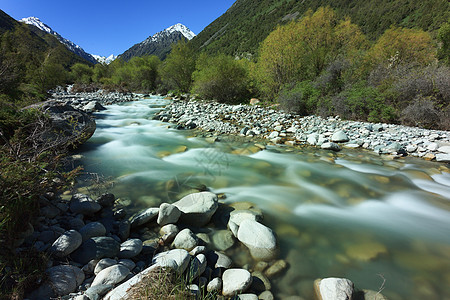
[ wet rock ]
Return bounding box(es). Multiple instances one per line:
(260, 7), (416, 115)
(83, 101), (106, 112)
(314, 277), (354, 300)
(157, 203), (181, 226)
(50, 229), (82, 257)
(345, 242), (387, 262)
(265, 260), (288, 279)
(118, 238), (143, 259)
(172, 228), (198, 251)
(222, 268), (253, 297)
(251, 271), (271, 292)
(130, 207), (159, 228)
(96, 193), (115, 208)
(237, 220), (277, 261)
(211, 229), (235, 251)
(321, 142), (341, 151)
(117, 220), (131, 242)
(91, 265), (130, 287)
(70, 194), (102, 215)
(173, 192), (219, 226)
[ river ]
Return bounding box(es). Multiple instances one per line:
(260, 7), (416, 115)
(76, 96), (450, 299)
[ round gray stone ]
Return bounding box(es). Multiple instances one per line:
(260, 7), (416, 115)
(237, 220), (277, 261)
(50, 230), (82, 257)
(118, 238), (143, 259)
(70, 193), (101, 215)
(222, 268), (253, 297)
(91, 265), (130, 287)
(157, 203), (181, 226)
(79, 222), (106, 241)
(173, 192), (218, 226)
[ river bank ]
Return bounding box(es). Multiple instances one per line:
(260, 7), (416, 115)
(154, 99), (450, 163)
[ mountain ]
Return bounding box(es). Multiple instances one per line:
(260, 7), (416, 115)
(92, 54), (117, 64)
(190, 0), (450, 57)
(119, 23), (196, 61)
(20, 16), (98, 64)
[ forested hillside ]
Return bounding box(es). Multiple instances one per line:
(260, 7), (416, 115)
(0, 9), (93, 104)
(190, 0), (450, 56)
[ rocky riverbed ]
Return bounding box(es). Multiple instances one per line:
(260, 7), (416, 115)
(154, 100), (450, 163)
(20, 187), (385, 300)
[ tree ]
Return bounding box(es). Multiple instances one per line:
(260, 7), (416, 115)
(366, 26), (436, 68)
(437, 21), (450, 66)
(191, 53), (250, 103)
(255, 7), (367, 99)
(71, 63), (93, 84)
(160, 41), (197, 93)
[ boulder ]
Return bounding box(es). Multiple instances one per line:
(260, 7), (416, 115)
(314, 277), (354, 300)
(173, 192), (218, 226)
(207, 277), (222, 293)
(436, 153), (450, 162)
(222, 268), (253, 297)
(25, 100), (96, 150)
(211, 229), (235, 251)
(152, 249), (190, 274)
(91, 265), (130, 287)
(331, 130), (349, 143)
(79, 222), (106, 241)
(70, 194), (102, 215)
(103, 264), (161, 300)
(237, 220), (277, 261)
(94, 258), (117, 275)
(321, 142), (341, 151)
(157, 203), (181, 226)
(118, 238), (143, 259)
(50, 229), (82, 257)
(83, 101), (106, 112)
(130, 207), (159, 228)
(29, 265), (84, 298)
(172, 228), (198, 251)
(96, 193), (115, 207)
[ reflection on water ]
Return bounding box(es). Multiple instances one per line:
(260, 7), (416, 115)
(77, 97), (450, 300)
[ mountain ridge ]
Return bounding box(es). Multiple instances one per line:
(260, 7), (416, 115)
(20, 16), (98, 64)
(119, 23), (196, 61)
(189, 0), (450, 57)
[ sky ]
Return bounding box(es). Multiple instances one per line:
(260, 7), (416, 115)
(2, 0), (236, 57)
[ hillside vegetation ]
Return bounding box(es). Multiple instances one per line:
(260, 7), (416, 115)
(190, 0), (449, 56)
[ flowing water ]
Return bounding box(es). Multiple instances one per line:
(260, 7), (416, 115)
(77, 96), (450, 300)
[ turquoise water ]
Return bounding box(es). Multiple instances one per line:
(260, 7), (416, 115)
(77, 96), (450, 299)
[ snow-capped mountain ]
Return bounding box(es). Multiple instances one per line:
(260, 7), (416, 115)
(19, 16), (97, 64)
(119, 23), (196, 61)
(92, 54), (117, 65)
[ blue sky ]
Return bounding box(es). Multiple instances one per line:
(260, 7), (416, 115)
(2, 0), (235, 56)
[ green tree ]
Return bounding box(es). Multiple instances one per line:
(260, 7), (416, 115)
(160, 41), (197, 93)
(192, 53), (250, 103)
(71, 63), (94, 84)
(437, 21), (450, 66)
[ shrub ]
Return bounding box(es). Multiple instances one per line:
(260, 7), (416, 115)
(341, 84), (397, 122)
(278, 81), (319, 115)
(191, 53), (250, 104)
(401, 95), (441, 128)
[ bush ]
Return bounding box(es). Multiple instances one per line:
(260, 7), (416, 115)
(278, 81), (319, 115)
(401, 96), (442, 128)
(341, 84), (397, 122)
(191, 54), (250, 104)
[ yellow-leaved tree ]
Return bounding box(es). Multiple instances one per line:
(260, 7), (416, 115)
(254, 7), (367, 99)
(366, 26), (436, 68)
